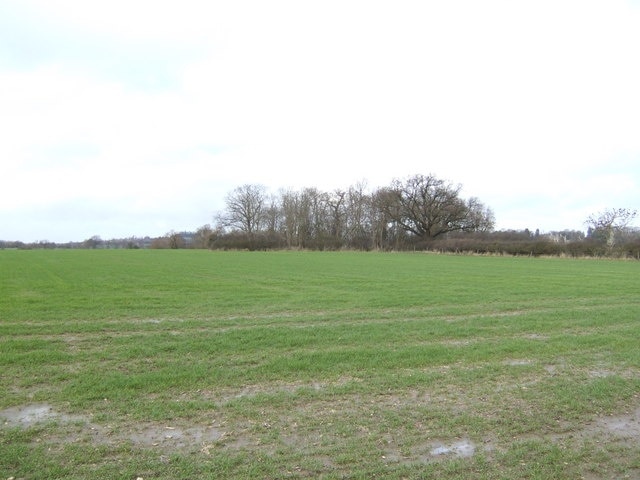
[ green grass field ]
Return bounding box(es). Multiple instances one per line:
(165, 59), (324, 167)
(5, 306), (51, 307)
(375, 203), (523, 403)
(1, 250), (639, 479)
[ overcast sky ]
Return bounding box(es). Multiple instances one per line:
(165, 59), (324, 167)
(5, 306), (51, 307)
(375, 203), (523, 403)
(1, 1), (639, 242)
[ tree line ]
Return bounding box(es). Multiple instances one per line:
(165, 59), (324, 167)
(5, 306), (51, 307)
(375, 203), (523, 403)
(3, 174), (636, 257)
(202, 173), (638, 257)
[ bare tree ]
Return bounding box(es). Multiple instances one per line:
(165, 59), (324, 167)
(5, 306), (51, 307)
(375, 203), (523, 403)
(326, 189), (347, 248)
(345, 181), (373, 249)
(280, 188), (301, 248)
(263, 194), (281, 235)
(301, 187), (328, 249)
(216, 184), (267, 241)
(586, 208), (638, 248)
(381, 174), (494, 240)
(465, 197), (496, 233)
(372, 187), (402, 249)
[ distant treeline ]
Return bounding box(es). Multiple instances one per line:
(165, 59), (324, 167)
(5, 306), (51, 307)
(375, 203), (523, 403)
(202, 228), (640, 258)
(0, 236), (157, 250)
(3, 174), (637, 258)
(3, 228), (640, 258)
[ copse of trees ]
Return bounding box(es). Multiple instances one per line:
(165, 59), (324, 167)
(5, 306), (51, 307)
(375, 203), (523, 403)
(212, 174), (495, 251)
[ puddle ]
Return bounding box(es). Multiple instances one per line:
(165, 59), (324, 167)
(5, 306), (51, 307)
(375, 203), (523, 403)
(0, 404), (77, 426)
(383, 438), (480, 465)
(598, 408), (640, 439)
(430, 439), (476, 458)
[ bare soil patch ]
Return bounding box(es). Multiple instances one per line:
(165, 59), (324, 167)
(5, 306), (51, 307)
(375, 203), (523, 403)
(0, 404), (245, 454)
(591, 406), (640, 444)
(3, 400), (640, 468)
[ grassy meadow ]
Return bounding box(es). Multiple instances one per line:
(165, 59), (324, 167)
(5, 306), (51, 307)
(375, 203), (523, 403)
(1, 249), (639, 479)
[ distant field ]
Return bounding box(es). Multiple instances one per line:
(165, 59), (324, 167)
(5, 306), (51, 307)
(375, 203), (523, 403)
(1, 250), (639, 479)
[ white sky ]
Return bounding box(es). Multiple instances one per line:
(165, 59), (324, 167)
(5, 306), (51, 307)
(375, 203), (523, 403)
(1, 0), (639, 242)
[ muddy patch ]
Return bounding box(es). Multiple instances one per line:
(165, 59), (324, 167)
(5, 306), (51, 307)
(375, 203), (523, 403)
(127, 424), (224, 448)
(196, 378), (358, 405)
(4, 401), (639, 464)
(0, 404), (241, 453)
(430, 439), (476, 457)
(381, 437), (490, 465)
(0, 404), (81, 426)
(596, 407), (640, 441)
(543, 406), (640, 450)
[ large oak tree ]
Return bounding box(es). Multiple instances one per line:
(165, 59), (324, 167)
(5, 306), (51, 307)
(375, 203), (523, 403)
(380, 174), (494, 240)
